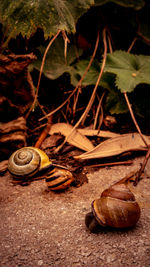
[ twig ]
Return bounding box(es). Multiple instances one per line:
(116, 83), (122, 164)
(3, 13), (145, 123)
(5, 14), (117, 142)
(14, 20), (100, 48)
(137, 32), (150, 45)
(124, 92), (149, 148)
(128, 37), (137, 53)
(125, 38), (149, 148)
(134, 146), (150, 185)
(93, 91), (105, 129)
(39, 31), (100, 122)
(54, 28), (107, 153)
(73, 31), (100, 116)
(107, 30), (113, 53)
(107, 34), (150, 185)
(62, 30), (70, 64)
(34, 117), (52, 148)
(97, 105), (104, 132)
(121, 37), (150, 185)
(86, 160), (133, 168)
(25, 30), (61, 119)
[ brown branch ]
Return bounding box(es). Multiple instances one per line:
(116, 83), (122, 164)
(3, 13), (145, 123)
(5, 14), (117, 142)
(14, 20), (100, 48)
(93, 91), (105, 129)
(54, 28), (107, 153)
(107, 32), (150, 185)
(25, 30), (61, 119)
(73, 31), (100, 116)
(125, 38), (149, 147)
(39, 31), (100, 122)
(134, 146), (150, 185)
(86, 160), (133, 168)
(121, 37), (150, 185)
(62, 30), (70, 64)
(124, 92), (149, 148)
(34, 117), (52, 148)
(128, 37), (137, 53)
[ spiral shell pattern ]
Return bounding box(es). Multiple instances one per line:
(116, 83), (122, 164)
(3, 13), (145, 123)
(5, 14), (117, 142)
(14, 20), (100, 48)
(8, 147), (41, 177)
(46, 167), (74, 191)
(92, 183), (141, 229)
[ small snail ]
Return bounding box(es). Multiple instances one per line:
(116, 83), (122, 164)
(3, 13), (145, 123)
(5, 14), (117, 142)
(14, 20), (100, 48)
(8, 147), (74, 190)
(46, 167), (74, 191)
(85, 181), (141, 232)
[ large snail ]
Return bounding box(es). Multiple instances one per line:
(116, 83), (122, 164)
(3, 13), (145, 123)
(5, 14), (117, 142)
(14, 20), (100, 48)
(8, 147), (74, 190)
(85, 179), (141, 232)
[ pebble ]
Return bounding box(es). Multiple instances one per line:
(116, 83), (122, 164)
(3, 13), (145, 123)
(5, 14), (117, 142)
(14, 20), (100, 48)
(37, 260), (43, 266)
(106, 253), (116, 263)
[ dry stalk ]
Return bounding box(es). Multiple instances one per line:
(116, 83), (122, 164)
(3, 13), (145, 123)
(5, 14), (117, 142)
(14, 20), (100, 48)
(122, 38), (150, 184)
(93, 91), (105, 129)
(73, 31), (100, 116)
(39, 31), (100, 122)
(25, 30), (61, 120)
(54, 28), (108, 153)
(123, 92), (149, 148)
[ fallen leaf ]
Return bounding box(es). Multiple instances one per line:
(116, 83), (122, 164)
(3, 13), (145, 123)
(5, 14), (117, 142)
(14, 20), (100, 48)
(74, 133), (150, 160)
(77, 129), (120, 138)
(49, 123), (94, 152)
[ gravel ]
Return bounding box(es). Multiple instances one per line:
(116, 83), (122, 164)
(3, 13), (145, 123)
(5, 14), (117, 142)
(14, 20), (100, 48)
(0, 156), (150, 267)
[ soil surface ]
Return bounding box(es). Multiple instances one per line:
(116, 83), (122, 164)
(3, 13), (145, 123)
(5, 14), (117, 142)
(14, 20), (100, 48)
(0, 156), (150, 267)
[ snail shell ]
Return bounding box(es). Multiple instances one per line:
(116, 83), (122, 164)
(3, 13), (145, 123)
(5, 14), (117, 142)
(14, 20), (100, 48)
(8, 147), (74, 191)
(8, 147), (52, 178)
(85, 183), (141, 232)
(46, 167), (74, 191)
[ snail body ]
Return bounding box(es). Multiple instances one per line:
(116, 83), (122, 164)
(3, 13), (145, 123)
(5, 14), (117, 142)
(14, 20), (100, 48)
(85, 182), (141, 232)
(8, 147), (74, 190)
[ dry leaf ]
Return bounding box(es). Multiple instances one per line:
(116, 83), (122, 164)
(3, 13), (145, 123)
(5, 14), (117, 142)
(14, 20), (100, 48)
(77, 129), (120, 138)
(49, 123), (94, 152)
(74, 133), (150, 160)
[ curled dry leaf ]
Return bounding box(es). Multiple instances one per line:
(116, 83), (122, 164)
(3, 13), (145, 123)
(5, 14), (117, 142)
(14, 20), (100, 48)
(74, 133), (150, 160)
(49, 123), (94, 152)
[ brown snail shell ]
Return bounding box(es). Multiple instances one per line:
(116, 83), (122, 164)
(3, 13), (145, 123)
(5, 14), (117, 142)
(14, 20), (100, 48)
(8, 147), (53, 178)
(8, 147), (74, 191)
(85, 183), (141, 232)
(46, 167), (74, 191)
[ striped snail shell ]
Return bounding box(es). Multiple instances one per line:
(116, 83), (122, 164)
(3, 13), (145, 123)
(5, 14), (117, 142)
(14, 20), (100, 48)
(8, 147), (74, 191)
(85, 182), (141, 232)
(8, 147), (52, 178)
(46, 167), (74, 191)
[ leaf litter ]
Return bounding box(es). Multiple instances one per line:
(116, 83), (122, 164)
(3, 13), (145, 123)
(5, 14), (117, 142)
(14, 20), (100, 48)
(75, 133), (150, 160)
(48, 123), (150, 161)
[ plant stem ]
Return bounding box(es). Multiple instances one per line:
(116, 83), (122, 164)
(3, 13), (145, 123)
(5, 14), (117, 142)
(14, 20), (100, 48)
(39, 30), (100, 122)
(134, 146), (150, 185)
(123, 92), (149, 148)
(54, 28), (107, 153)
(25, 30), (61, 119)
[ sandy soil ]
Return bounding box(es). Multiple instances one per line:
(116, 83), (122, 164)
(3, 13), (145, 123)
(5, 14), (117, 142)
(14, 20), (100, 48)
(0, 156), (150, 267)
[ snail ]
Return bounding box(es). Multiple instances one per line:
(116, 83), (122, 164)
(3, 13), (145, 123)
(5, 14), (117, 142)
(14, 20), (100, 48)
(8, 147), (53, 177)
(85, 180), (141, 232)
(8, 147), (74, 190)
(46, 167), (74, 191)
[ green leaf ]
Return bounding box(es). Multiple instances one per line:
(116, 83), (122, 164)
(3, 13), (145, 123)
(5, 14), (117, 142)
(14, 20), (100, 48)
(105, 87), (128, 114)
(71, 58), (114, 90)
(0, 0), (94, 38)
(33, 37), (82, 80)
(104, 50), (150, 92)
(72, 59), (101, 86)
(94, 0), (145, 9)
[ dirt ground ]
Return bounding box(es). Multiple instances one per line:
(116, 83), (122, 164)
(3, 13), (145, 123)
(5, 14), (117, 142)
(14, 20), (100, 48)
(0, 155), (150, 267)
